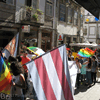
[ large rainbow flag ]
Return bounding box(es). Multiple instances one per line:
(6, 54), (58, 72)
(77, 48), (97, 58)
(0, 52), (12, 95)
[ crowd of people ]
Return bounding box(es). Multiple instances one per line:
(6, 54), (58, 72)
(0, 49), (38, 100)
(67, 50), (99, 89)
(1, 46), (100, 100)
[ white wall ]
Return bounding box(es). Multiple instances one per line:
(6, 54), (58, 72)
(57, 24), (78, 35)
(84, 23), (97, 43)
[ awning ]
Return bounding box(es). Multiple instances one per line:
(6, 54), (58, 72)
(74, 0), (100, 19)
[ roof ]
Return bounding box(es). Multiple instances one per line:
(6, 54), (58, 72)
(74, 0), (100, 19)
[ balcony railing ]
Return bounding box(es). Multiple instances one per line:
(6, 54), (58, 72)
(0, 2), (15, 22)
(16, 6), (44, 24)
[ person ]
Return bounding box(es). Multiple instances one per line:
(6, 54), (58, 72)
(79, 56), (83, 82)
(10, 62), (26, 100)
(81, 58), (87, 82)
(68, 50), (72, 61)
(83, 58), (92, 87)
(21, 51), (31, 97)
(21, 51), (31, 74)
(75, 58), (82, 88)
(71, 56), (74, 61)
(91, 56), (97, 84)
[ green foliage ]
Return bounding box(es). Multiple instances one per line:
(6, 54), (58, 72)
(37, 9), (43, 15)
(33, 13), (39, 21)
(26, 6), (34, 11)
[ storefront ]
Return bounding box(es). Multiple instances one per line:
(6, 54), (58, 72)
(41, 29), (52, 52)
(0, 27), (18, 50)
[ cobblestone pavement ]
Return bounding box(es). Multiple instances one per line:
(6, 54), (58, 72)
(74, 78), (100, 100)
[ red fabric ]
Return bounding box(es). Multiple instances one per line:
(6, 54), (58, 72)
(50, 48), (73, 100)
(21, 56), (31, 72)
(34, 57), (56, 100)
(66, 48), (70, 50)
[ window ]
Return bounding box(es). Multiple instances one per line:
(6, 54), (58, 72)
(33, 0), (37, 9)
(83, 26), (87, 36)
(59, 4), (66, 21)
(73, 38), (76, 42)
(26, 0), (32, 7)
(74, 11), (78, 25)
(89, 27), (95, 35)
(80, 38), (82, 43)
(0, 0), (14, 5)
(81, 14), (83, 27)
(56, 0), (59, 17)
(46, 1), (53, 17)
(6, 0), (14, 5)
(67, 7), (73, 23)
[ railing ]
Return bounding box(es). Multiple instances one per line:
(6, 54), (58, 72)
(0, 2), (15, 22)
(15, 6), (44, 24)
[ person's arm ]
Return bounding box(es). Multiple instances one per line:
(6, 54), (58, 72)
(83, 61), (88, 65)
(13, 74), (26, 89)
(79, 63), (82, 69)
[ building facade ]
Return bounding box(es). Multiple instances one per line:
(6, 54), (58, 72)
(0, 0), (84, 53)
(56, 0), (84, 47)
(15, 0), (58, 52)
(0, 0), (20, 50)
(83, 10), (100, 44)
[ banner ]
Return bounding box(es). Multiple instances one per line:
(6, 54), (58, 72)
(26, 45), (74, 100)
(68, 61), (77, 95)
(2, 33), (19, 59)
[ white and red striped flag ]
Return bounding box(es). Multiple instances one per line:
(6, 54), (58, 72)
(26, 45), (74, 100)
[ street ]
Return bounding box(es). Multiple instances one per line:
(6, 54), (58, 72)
(74, 78), (100, 100)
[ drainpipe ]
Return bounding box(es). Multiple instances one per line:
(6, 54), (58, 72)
(52, 0), (56, 48)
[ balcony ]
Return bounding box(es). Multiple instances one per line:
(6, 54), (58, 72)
(16, 6), (44, 25)
(0, 2), (15, 22)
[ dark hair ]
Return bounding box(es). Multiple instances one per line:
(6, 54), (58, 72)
(87, 58), (91, 68)
(92, 56), (96, 59)
(23, 51), (28, 54)
(10, 61), (24, 76)
(16, 55), (22, 62)
(8, 56), (17, 62)
(76, 58), (79, 62)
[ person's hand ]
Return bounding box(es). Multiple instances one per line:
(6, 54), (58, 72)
(11, 80), (16, 86)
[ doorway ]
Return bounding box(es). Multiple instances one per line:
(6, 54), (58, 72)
(41, 32), (52, 52)
(26, 0), (32, 6)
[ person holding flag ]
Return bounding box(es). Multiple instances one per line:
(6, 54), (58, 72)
(10, 61), (26, 100)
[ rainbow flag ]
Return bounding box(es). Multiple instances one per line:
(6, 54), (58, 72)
(77, 48), (96, 58)
(0, 54), (12, 95)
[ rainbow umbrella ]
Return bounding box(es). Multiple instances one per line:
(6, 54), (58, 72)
(27, 46), (45, 56)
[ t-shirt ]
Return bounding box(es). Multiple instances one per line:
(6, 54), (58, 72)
(97, 56), (100, 64)
(21, 56), (31, 73)
(76, 63), (81, 73)
(91, 61), (97, 72)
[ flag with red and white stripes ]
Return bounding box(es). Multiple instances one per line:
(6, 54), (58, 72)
(26, 45), (74, 100)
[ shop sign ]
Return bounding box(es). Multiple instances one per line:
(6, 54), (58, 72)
(22, 25), (30, 33)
